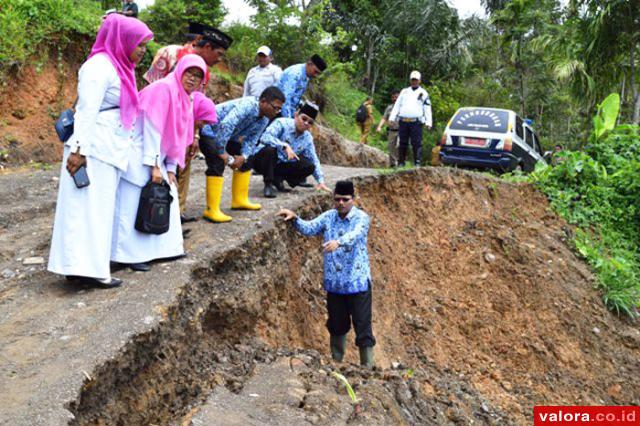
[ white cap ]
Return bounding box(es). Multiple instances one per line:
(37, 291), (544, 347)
(410, 70), (421, 80)
(256, 45), (272, 56)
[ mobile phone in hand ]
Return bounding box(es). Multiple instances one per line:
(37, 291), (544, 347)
(73, 164), (90, 188)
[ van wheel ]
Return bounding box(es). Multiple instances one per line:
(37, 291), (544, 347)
(515, 163), (523, 173)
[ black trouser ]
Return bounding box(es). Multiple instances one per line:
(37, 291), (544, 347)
(275, 160), (315, 187)
(200, 137), (253, 176)
(398, 120), (423, 166)
(250, 146), (279, 183)
(326, 286), (375, 348)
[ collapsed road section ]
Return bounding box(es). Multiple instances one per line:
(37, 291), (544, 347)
(1, 164), (638, 425)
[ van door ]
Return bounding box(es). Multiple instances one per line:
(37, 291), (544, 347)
(511, 116), (527, 169)
(523, 126), (537, 171)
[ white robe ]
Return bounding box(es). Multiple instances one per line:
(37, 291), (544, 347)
(48, 54), (134, 280)
(110, 115), (184, 264)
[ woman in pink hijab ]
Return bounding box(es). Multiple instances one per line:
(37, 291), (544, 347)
(178, 91), (218, 222)
(111, 54), (209, 272)
(48, 14), (153, 288)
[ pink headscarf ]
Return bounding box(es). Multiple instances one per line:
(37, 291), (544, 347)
(138, 54), (208, 168)
(88, 14), (153, 130)
(193, 92), (218, 124)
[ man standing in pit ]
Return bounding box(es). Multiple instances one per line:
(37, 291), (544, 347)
(276, 181), (375, 367)
(376, 90), (400, 167)
(198, 87), (285, 223)
(243, 46), (283, 99)
(389, 71), (432, 167)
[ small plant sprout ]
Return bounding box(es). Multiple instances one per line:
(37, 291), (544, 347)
(331, 371), (360, 404)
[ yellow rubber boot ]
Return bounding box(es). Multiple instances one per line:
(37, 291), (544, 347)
(231, 170), (261, 210)
(203, 176), (232, 223)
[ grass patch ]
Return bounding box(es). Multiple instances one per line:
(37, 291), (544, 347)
(321, 71), (387, 152)
(526, 125), (640, 316)
(0, 0), (100, 72)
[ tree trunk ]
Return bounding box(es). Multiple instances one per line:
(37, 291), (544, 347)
(371, 65), (379, 95)
(631, 46), (640, 124)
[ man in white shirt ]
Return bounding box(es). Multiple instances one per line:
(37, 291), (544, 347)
(243, 46), (283, 98)
(389, 70), (432, 167)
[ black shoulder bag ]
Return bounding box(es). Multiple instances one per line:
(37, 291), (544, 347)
(135, 180), (173, 235)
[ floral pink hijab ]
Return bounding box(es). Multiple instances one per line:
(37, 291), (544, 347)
(88, 14), (153, 130)
(193, 92), (218, 124)
(138, 54), (208, 167)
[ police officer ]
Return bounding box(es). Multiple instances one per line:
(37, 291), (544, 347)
(389, 71), (432, 167)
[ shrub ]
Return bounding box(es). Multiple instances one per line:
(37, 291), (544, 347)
(530, 113), (640, 316)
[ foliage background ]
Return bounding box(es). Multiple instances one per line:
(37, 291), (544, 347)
(0, 0), (638, 314)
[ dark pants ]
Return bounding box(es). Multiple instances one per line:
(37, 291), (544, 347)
(398, 120), (423, 166)
(275, 160), (315, 187)
(200, 137), (256, 176)
(326, 286), (375, 348)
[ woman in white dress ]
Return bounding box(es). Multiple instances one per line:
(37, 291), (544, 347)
(48, 14), (153, 288)
(111, 54), (211, 271)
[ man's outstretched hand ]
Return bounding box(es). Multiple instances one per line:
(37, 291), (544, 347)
(322, 240), (340, 252)
(276, 209), (297, 221)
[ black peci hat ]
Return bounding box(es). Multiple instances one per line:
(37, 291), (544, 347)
(188, 22), (233, 49)
(310, 54), (327, 72)
(298, 101), (319, 120)
(334, 181), (354, 196)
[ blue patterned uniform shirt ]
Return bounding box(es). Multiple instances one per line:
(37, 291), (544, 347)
(260, 117), (324, 183)
(200, 97), (268, 159)
(276, 63), (309, 118)
(294, 207), (371, 294)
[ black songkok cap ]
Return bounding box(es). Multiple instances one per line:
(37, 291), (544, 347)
(188, 22), (233, 49)
(298, 101), (319, 120)
(310, 54), (327, 72)
(334, 181), (354, 196)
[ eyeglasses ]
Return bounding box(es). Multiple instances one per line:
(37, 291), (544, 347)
(184, 69), (204, 82)
(269, 102), (282, 113)
(333, 196), (352, 203)
(301, 116), (315, 125)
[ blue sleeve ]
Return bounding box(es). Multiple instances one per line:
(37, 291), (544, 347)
(337, 213), (369, 247)
(293, 211), (331, 237)
(277, 71), (297, 118)
(260, 120), (287, 148)
(241, 120), (267, 159)
(305, 138), (324, 184)
(205, 106), (244, 155)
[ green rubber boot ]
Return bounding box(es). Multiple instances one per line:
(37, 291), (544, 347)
(359, 346), (375, 367)
(330, 334), (347, 362)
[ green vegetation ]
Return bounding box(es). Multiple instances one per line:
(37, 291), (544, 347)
(528, 95), (639, 316)
(331, 371), (360, 404)
(138, 0), (225, 45)
(321, 69), (383, 148)
(0, 0), (100, 73)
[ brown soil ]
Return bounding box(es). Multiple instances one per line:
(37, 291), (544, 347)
(0, 45), (85, 167)
(65, 169), (638, 425)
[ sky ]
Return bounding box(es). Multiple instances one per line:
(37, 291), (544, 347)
(221, 0), (486, 25)
(136, 0), (487, 24)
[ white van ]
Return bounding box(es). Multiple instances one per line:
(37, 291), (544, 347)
(439, 107), (546, 172)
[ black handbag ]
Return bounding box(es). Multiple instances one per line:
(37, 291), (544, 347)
(135, 180), (173, 235)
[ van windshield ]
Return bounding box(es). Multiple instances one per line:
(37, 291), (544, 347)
(450, 109), (509, 133)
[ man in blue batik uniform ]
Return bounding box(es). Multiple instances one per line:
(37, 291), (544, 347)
(256, 101), (330, 198)
(276, 54), (326, 188)
(199, 86), (284, 222)
(276, 181), (375, 367)
(276, 54), (327, 119)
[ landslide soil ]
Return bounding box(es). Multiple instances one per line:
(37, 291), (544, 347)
(67, 169), (639, 425)
(252, 170), (640, 422)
